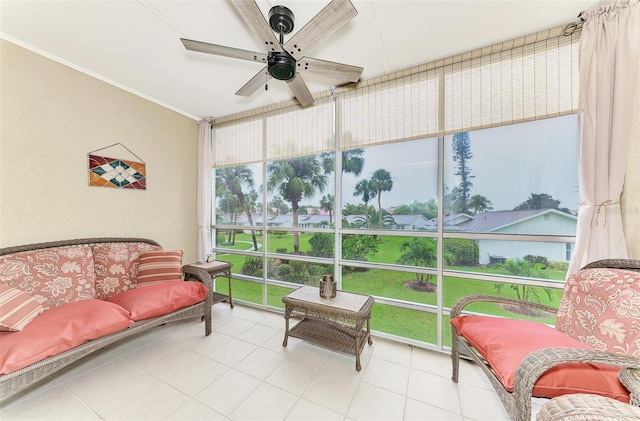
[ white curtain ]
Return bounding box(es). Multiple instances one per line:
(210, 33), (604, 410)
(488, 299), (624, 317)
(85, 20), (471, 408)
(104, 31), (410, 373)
(622, 52), (640, 259)
(197, 120), (213, 262)
(569, 0), (640, 274)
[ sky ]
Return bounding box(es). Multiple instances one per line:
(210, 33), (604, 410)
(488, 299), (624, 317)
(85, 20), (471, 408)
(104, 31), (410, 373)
(225, 114), (579, 214)
(339, 114), (579, 212)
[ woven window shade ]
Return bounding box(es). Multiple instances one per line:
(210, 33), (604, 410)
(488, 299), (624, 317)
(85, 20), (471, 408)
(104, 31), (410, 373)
(340, 70), (440, 149)
(265, 96), (334, 161)
(443, 29), (580, 134)
(213, 117), (263, 167)
(211, 25), (580, 161)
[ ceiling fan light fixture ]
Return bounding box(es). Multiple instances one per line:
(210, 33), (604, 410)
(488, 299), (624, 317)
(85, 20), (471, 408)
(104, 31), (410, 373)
(268, 51), (296, 80)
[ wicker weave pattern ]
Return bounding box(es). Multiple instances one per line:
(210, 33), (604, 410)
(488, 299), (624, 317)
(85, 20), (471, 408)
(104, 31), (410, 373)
(450, 259), (640, 421)
(537, 393), (640, 421)
(0, 238), (211, 402)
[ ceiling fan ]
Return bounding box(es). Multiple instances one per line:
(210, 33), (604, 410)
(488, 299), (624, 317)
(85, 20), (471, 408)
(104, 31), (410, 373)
(180, 0), (363, 107)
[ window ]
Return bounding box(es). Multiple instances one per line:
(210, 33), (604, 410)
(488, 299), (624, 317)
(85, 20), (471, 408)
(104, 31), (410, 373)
(211, 25), (580, 349)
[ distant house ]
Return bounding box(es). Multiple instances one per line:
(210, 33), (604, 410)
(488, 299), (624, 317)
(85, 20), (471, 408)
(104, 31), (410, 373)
(427, 209), (577, 264)
(229, 209), (576, 264)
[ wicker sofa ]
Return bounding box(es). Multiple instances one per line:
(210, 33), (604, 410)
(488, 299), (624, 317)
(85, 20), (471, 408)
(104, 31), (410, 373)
(450, 259), (640, 421)
(0, 237), (213, 401)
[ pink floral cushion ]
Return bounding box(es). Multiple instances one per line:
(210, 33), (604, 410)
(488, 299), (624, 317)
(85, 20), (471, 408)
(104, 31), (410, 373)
(92, 242), (160, 300)
(107, 281), (208, 321)
(0, 245), (96, 310)
(0, 299), (133, 375)
(556, 268), (640, 358)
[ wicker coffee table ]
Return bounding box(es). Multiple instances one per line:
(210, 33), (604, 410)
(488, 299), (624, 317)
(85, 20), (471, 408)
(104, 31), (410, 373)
(282, 286), (374, 371)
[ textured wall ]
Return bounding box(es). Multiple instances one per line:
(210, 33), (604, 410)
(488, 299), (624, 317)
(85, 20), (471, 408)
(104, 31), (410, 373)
(622, 55), (640, 260)
(0, 40), (199, 262)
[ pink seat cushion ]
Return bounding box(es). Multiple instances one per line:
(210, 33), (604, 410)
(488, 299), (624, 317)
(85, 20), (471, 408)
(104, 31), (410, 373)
(451, 316), (630, 402)
(107, 281), (207, 321)
(0, 299), (134, 374)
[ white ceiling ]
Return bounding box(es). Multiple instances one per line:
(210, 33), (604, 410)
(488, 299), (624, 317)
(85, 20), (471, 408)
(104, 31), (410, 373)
(0, 0), (595, 121)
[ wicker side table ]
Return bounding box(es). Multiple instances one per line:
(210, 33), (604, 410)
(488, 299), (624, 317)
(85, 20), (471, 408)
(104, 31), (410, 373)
(282, 286), (374, 371)
(183, 261), (234, 308)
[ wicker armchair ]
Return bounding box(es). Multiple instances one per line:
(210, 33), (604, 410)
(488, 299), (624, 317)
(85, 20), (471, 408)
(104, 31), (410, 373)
(450, 259), (640, 421)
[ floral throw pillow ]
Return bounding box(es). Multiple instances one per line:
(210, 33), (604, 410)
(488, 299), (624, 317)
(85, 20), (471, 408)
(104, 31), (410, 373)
(92, 242), (161, 300)
(556, 267), (640, 358)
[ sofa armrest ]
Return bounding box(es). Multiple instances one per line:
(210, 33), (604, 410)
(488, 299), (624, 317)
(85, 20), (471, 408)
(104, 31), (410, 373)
(450, 294), (557, 319)
(513, 348), (640, 415)
(181, 266), (213, 291)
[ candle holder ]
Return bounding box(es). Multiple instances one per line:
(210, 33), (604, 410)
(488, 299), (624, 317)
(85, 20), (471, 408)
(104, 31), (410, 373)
(319, 275), (336, 298)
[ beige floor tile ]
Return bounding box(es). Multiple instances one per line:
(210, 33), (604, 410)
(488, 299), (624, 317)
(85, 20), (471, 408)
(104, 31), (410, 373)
(362, 356), (410, 395)
(407, 368), (461, 415)
(64, 359), (160, 418)
(0, 386), (101, 421)
(235, 346), (287, 380)
(237, 323), (281, 346)
(457, 382), (510, 421)
(302, 359), (362, 414)
(404, 398), (463, 421)
(213, 317), (255, 337)
(456, 359), (495, 391)
(195, 368), (260, 416)
(285, 398), (344, 421)
(210, 337), (258, 367)
(371, 338), (413, 366)
(347, 382), (406, 421)
(265, 358), (323, 394)
(230, 383), (298, 420)
(105, 383), (190, 420)
(411, 348), (453, 379)
(165, 398), (227, 420)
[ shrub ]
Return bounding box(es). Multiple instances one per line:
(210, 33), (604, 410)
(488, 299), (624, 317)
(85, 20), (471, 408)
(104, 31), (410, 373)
(241, 256), (263, 277)
(278, 263), (292, 277)
(444, 239), (479, 266)
(524, 255), (549, 268)
(276, 247), (288, 254)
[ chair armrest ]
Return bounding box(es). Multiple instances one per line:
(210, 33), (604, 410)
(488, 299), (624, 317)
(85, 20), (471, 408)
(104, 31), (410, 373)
(513, 347), (640, 413)
(450, 294), (557, 319)
(620, 368), (640, 407)
(580, 259), (640, 272)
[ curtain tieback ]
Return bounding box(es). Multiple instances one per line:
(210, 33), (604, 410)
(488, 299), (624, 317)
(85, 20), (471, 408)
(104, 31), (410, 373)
(580, 200), (620, 227)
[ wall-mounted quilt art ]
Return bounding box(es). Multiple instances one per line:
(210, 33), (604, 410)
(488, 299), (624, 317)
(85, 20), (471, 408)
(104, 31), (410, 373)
(88, 143), (146, 190)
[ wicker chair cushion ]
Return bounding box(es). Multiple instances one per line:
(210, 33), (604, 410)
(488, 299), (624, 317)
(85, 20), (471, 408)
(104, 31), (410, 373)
(0, 245), (96, 309)
(0, 299), (134, 374)
(451, 315), (630, 402)
(136, 250), (183, 286)
(556, 268), (640, 358)
(0, 285), (44, 331)
(107, 281), (207, 321)
(92, 242), (161, 300)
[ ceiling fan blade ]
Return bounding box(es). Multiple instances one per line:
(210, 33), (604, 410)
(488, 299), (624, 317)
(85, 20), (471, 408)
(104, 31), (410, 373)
(181, 38), (267, 63)
(231, 0), (282, 53)
(287, 74), (314, 107)
(297, 57), (363, 83)
(283, 0), (357, 59)
(236, 66), (271, 97)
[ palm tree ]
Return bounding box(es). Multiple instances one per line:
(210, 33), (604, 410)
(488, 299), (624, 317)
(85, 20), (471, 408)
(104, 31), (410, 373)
(320, 194), (334, 225)
(370, 169), (393, 229)
(353, 179), (377, 228)
(216, 166), (259, 251)
(267, 156), (328, 253)
(320, 149), (365, 176)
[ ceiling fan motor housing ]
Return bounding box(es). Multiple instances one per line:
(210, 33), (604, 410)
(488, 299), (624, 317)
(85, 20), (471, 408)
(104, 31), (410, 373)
(268, 51), (296, 80)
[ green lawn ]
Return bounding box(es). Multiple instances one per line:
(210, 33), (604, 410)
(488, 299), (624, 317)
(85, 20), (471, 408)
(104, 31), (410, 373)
(213, 232), (563, 345)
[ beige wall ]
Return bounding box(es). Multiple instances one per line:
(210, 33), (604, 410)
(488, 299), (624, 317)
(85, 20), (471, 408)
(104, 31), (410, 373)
(0, 39), (199, 262)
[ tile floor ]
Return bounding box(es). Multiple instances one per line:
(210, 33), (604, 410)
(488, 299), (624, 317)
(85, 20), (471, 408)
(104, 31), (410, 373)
(0, 304), (548, 420)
